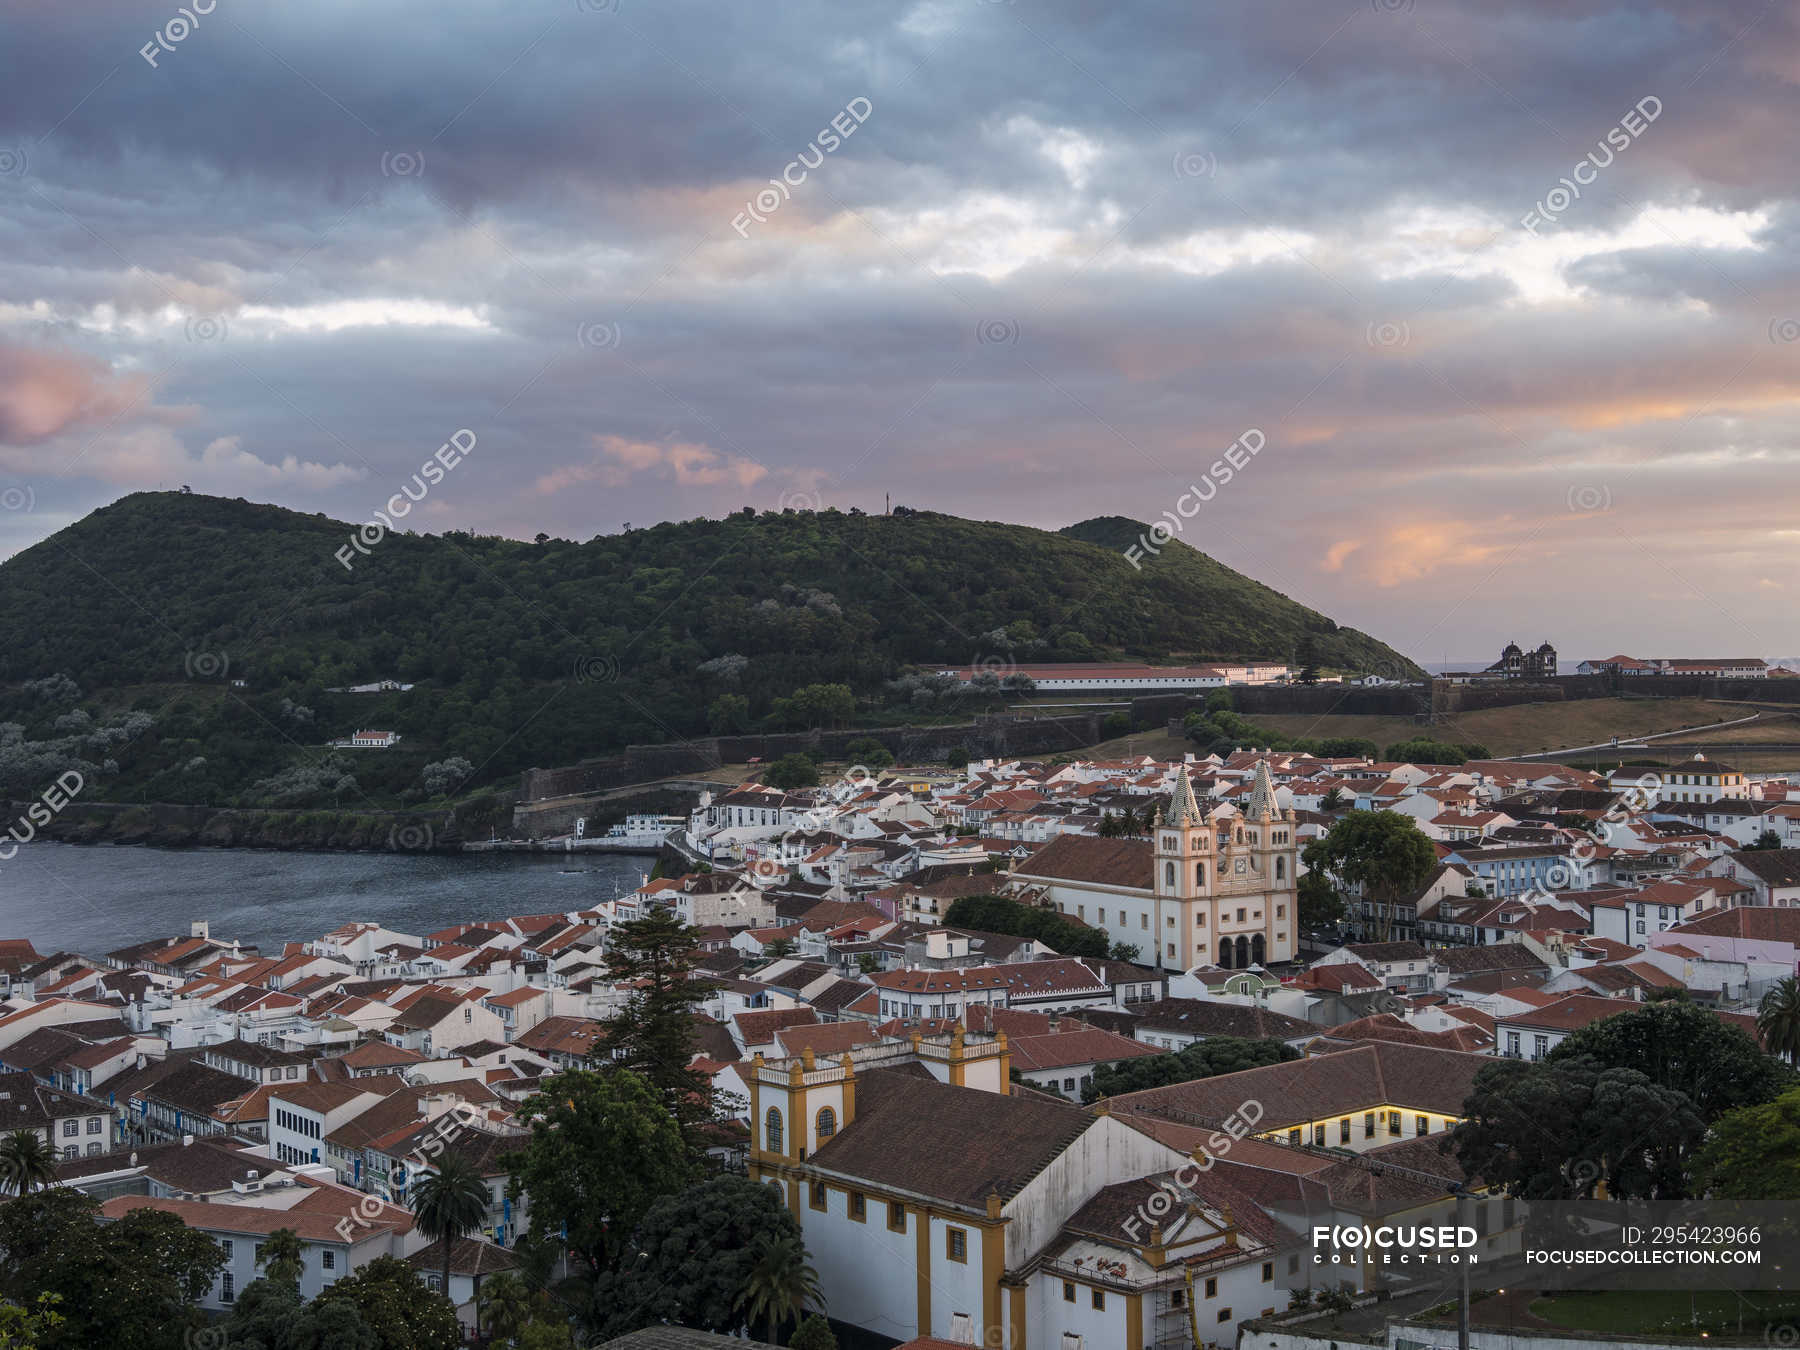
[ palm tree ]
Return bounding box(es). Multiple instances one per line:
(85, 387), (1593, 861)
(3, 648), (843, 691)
(0, 1130), (58, 1195)
(261, 1226), (305, 1287)
(410, 1152), (491, 1311)
(1759, 977), (1800, 1066)
(476, 1270), (535, 1346)
(735, 1232), (821, 1345)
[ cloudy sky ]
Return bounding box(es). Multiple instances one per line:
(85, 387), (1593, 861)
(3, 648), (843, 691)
(1, 0), (1796, 664)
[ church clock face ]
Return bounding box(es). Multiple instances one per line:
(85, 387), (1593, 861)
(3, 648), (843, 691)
(1234, 857), (1247, 875)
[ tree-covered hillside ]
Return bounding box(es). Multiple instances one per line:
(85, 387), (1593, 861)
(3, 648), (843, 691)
(0, 493), (1417, 805)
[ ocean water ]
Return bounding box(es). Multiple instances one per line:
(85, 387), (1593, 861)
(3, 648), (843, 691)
(0, 843), (653, 956)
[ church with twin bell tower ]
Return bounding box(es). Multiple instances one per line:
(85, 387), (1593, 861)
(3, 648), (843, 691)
(1011, 760), (1299, 972)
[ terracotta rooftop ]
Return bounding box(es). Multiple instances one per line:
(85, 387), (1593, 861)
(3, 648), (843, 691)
(1107, 1041), (1488, 1131)
(808, 1067), (1094, 1211)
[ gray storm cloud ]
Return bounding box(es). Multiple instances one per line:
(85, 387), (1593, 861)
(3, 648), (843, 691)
(2, 0), (1799, 656)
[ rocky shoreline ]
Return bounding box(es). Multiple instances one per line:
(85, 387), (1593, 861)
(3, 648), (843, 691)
(2, 798), (463, 854)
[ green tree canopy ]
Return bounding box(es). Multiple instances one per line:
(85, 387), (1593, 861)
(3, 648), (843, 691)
(0, 495), (1419, 807)
(0, 1189), (225, 1350)
(1451, 1057), (1705, 1201)
(0, 1133), (57, 1197)
(506, 1069), (698, 1281)
(473, 1270), (538, 1346)
(1296, 867), (1344, 930)
(411, 1153), (490, 1301)
(763, 754), (820, 790)
(1085, 1037), (1298, 1103)
(1758, 977), (1800, 1067)
(1690, 1084), (1800, 1201)
(1302, 810), (1437, 942)
(734, 1232), (822, 1345)
(311, 1255), (460, 1350)
(841, 736), (894, 770)
(600, 909), (719, 1147)
(260, 1226), (306, 1289)
(941, 895), (1109, 960)
(707, 693), (751, 734)
(224, 1273), (379, 1350)
(1545, 996), (1789, 1120)
(592, 1176), (802, 1338)
(0, 1295), (63, 1350)
(1383, 739), (1489, 764)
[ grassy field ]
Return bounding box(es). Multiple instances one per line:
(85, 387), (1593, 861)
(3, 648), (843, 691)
(1528, 1290), (1800, 1339)
(1065, 729), (1197, 762)
(1064, 696), (1800, 766)
(1660, 711), (1800, 744)
(1255, 698), (1774, 757)
(699, 696), (1800, 785)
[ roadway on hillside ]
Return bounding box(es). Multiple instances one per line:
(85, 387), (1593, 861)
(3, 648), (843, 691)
(1510, 711), (1765, 759)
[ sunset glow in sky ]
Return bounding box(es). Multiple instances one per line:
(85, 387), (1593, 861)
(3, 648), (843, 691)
(3, 0), (1799, 662)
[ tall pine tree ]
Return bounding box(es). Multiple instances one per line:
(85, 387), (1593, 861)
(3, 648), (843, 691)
(600, 908), (721, 1152)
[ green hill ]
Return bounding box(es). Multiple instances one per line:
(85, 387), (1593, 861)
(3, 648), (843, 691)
(0, 493), (1417, 805)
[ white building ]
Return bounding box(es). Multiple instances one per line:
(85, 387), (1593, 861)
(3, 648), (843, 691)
(1613, 753), (1747, 806)
(329, 730), (402, 749)
(1011, 764), (1300, 973)
(100, 1175), (419, 1310)
(747, 1034), (1293, 1349)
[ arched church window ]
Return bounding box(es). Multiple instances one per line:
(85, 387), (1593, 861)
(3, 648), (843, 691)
(766, 1107), (784, 1154)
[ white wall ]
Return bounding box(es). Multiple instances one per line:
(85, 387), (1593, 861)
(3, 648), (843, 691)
(1004, 1116), (1186, 1268)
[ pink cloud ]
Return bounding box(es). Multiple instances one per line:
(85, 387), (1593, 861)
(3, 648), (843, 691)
(0, 341), (149, 447)
(536, 434), (767, 494)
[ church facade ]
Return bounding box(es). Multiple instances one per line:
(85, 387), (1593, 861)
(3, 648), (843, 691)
(1010, 762), (1299, 972)
(1486, 641), (1557, 679)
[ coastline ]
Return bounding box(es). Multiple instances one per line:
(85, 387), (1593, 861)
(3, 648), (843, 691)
(1, 797), (464, 855)
(0, 797), (686, 859)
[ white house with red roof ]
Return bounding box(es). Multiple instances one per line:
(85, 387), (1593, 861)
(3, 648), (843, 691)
(328, 729), (402, 748)
(101, 1175), (422, 1310)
